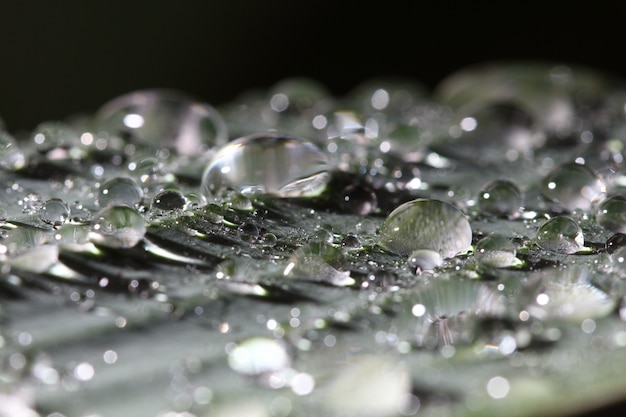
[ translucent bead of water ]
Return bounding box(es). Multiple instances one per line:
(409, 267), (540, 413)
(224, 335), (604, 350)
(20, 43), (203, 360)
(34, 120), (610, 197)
(378, 198), (472, 258)
(99, 177), (144, 208)
(475, 235), (521, 268)
(39, 198), (71, 227)
(152, 190), (186, 211)
(596, 195), (626, 234)
(201, 132), (330, 199)
(541, 162), (605, 212)
(90, 205), (146, 249)
(0, 130), (26, 171)
(407, 249), (443, 274)
(95, 88), (228, 155)
(283, 241), (354, 286)
(478, 179), (523, 219)
(536, 216), (584, 254)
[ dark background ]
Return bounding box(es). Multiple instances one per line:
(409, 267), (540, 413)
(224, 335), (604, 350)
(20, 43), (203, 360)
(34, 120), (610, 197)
(2, 2), (626, 134)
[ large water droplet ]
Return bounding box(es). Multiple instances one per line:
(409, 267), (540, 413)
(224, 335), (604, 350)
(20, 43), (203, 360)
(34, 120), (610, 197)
(541, 162), (605, 212)
(477, 179), (523, 219)
(38, 198), (71, 227)
(201, 132), (330, 198)
(95, 88), (228, 155)
(98, 177), (144, 208)
(536, 216), (584, 254)
(596, 195), (626, 233)
(90, 205), (146, 248)
(378, 198), (472, 258)
(283, 241), (354, 286)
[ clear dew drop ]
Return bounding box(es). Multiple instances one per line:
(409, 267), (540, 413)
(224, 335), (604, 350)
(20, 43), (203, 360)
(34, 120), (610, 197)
(475, 235), (522, 268)
(339, 184), (378, 215)
(340, 234), (361, 250)
(89, 205), (146, 248)
(98, 177), (144, 208)
(596, 195), (626, 234)
(407, 249), (443, 274)
(95, 88), (228, 155)
(38, 198), (71, 227)
(478, 179), (523, 219)
(283, 241), (354, 286)
(536, 216), (584, 254)
(151, 189), (186, 211)
(227, 337), (290, 376)
(0, 130), (26, 171)
(201, 132), (330, 199)
(378, 198), (472, 258)
(541, 162), (606, 212)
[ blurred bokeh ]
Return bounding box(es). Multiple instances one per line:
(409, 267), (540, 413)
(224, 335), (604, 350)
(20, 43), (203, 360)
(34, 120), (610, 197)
(1, 2), (624, 133)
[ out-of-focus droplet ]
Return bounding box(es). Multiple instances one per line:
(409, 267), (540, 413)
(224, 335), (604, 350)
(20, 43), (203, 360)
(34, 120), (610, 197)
(98, 177), (144, 208)
(201, 132), (329, 198)
(38, 198), (70, 227)
(478, 179), (523, 219)
(339, 184), (378, 215)
(227, 337), (290, 376)
(407, 249), (442, 274)
(606, 233), (626, 254)
(95, 88), (228, 155)
(596, 195), (626, 233)
(0, 131), (26, 170)
(536, 216), (584, 254)
(541, 162), (605, 211)
(378, 198), (472, 258)
(475, 235), (522, 268)
(283, 241), (354, 286)
(151, 189), (186, 211)
(90, 205), (146, 248)
(31, 121), (80, 153)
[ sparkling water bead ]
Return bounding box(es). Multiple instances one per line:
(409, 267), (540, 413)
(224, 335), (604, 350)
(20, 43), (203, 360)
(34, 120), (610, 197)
(201, 132), (330, 198)
(478, 179), (523, 219)
(152, 189), (186, 211)
(90, 205), (146, 248)
(475, 235), (521, 268)
(407, 249), (443, 274)
(596, 195), (626, 234)
(541, 162), (605, 212)
(536, 216), (584, 254)
(283, 241), (354, 286)
(38, 198), (70, 227)
(98, 177), (144, 208)
(95, 88), (228, 156)
(0, 130), (26, 171)
(378, 198), (472, 258)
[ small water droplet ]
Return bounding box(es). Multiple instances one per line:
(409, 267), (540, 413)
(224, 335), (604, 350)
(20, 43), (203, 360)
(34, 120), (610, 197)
(98, 177), (144, 208)
(339, 184), (378, 215)
(606, 233), (626, 254)
(478, 179), (523, 219)
(261, 232), (278, 247)
(229, 194), (253, 211)
(536, 216), (584, 254)
(407, 249), (443, 274)
(475, 235), (522, 268)
(151, 189), (186, 211)
(541, 162), (605, 211)
(378, 198), (472, 258)
(596, 195), (626, 233)
(0, 131), (26, 171)
(90, 205), (146, 248)
(283, 241), (354, 286)
(38, 198), (70, 226)
(201, 132), (330, 198)
(340, 234), (361, 250)
(237, 223), (260, 243)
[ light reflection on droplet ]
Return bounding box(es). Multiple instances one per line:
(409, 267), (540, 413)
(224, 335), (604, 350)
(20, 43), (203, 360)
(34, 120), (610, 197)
(486, 376), (510, 399)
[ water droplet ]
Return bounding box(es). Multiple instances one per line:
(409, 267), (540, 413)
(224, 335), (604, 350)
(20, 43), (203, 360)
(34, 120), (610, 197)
(355, 219), (377, 235)
(98, 177), (144, 208)
(378, 198), (472, 258)
(202, 132), (329, 199)
(407, 249), (443, 274)
(340, 234), (361, 250)
(475, 235), (522, 268)
(339, 184), (378, 215)
(606, 233), (626, 254)
(0, 131), (26, 171)
(229, 194), (253, 211)
(261, 232), (277, 247)
(541, 162), (605, 211)
(478, 179), (523, 219)
(90, 205), (146, 248)
(596, 195), (626, 233)
(95, 88), (228, 155)
(31, 121), (79, 153)
(283, 241), (354, 286)
(536, 216), (584, 254)
(38, 198), (70, 226)
(237, 223), (260, 243)
(227, 337), (290, 376)
(151, 189), (186, 211)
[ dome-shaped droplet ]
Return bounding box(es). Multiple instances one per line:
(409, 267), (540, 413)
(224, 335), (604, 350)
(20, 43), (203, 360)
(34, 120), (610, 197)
(606, 233), (626, 254)
(38, 198), (70, 227)
(340, 234), (361, 250)
(339, 184), (378, 215)
(475, 235), (522, 268)
(407, 249), (443, 274)
(478, 179), (523, 219)
(98, 177), (144, 208)
(95, 88), (228, 155)
(541, 163), (605, 212)
(201, 132), (330, 198)
(378, 199), (472, 258)
(90, 205), (146, 248)
(536, 216), (584, 254)
(283, 241), (354, 286)
(151, 189), (186, 211)
(0, 130), (26, 171)
(596, 195), (626, 234)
